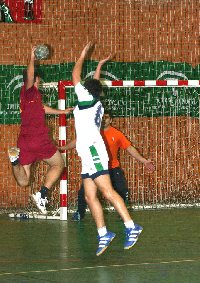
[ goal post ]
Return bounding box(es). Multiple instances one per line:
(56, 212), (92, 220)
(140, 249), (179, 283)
(58, 80), (73, 220)
(59, 79), (200, 214)
(7, 79), (200, 220)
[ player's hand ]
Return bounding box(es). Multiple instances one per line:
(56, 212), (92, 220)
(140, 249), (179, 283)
(81, 42), (94, 58)
(64, 107), (74, 115)
(144, 159), (155, 172)
(99, 53), (114, 65)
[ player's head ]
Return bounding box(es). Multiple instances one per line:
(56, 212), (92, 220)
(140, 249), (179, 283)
(104, 110), (113, 118)
(83, 79), (103, 99)
(22, 69), (41, 83)
(101, 110), (112, 129)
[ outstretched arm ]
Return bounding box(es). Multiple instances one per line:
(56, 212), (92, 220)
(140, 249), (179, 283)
(93, 53), (113, 80)
(72, 42), (93, 86)
(126, 145), (155, 172)
(59, 139), (76, 151)
(26, 46), (36, 90)
(43, 105), (74, 115)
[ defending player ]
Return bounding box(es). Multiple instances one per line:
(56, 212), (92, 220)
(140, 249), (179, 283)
(72, 42), (144, 256)
(8, 46), (73, 215)
(61, 110), (155, 221)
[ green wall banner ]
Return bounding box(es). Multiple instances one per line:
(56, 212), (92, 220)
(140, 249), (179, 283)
(0, 61), (199, 124)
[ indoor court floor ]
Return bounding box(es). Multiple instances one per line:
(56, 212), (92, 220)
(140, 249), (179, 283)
(0, 208), (199, 283)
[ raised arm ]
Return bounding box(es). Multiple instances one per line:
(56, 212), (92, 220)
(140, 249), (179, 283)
(26, 46), (36, 90)
(93, 53), (113, 80)
(126, 145), (155, 173)
(72, 42), (93, 86)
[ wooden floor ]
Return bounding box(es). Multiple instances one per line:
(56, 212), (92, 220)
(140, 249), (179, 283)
(0, 208), (200, 283)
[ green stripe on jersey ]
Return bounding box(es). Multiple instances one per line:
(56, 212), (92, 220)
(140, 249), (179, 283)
(89, 145), (104, 171)
(78, 99), (97, 107)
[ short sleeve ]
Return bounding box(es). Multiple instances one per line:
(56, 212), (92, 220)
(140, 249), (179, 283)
(118, 131), (131, 149)
(74, 82), (94, 102)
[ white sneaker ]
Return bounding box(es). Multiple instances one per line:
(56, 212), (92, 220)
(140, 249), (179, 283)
(32, 192), (48, 215)
(8, 147), (20, 163)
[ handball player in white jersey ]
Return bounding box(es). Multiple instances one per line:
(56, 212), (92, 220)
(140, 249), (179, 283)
(72, 42), (143, 256)
(73, 82), (109, 179)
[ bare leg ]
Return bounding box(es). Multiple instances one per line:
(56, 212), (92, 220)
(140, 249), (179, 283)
(94, 174), (132, 223)
(31, 151), (64, 214)
(11, 164), (32, 187)
(11, 150), (64, 190)
(84, 178), (105, 229)
(43, 150), (64, 189)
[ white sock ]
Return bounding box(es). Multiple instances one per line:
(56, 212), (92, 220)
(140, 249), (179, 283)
(124, 220), (135, 229)
(98, 226), (107, 237)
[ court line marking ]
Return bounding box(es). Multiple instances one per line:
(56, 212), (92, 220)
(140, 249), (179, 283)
(0, 258), (200, 276)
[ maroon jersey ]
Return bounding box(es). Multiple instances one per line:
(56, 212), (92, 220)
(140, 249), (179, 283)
(17, 85), (57, 165)
(19, 85), (49, 136)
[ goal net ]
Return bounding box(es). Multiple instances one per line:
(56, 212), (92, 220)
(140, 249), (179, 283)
(4, 80), (200, 219)
(37, 80), (200, 211)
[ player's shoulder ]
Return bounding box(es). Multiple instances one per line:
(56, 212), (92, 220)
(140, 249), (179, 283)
(21, 84), (35, 93)
(74, 81), (82, 88)
(75, 82), (93, 98)
(74, 82), (85, 92)
(110, 126), (129, 142)
(110, 126), (123, 135)
(20, 85), (25, 92)
(20, 85), (27, 96)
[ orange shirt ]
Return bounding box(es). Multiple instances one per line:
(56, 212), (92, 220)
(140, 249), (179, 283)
(100, 126), (131, 169)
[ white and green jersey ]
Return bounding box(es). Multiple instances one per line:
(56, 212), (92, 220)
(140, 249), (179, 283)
(73, 82), (105, 155)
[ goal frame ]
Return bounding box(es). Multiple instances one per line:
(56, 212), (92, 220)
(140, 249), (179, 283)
(57, 79), (200, 220)
(8, 79), (200, 221)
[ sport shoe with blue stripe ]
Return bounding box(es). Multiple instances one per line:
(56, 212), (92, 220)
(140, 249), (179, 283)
(72, 211), (81, 221)
(124, 224), (143, 250)
(96, 231), (116, 256)
(32, 192), (48, 215)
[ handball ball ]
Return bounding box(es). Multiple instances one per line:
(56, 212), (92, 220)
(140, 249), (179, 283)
(35, 44), (50, 60)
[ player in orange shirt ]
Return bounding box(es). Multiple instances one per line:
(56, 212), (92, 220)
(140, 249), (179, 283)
(60, 110), (155, 221)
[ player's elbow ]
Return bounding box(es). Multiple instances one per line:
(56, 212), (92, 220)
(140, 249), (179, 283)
(17, 179), (30, 187)
(72, 72), (80, 86)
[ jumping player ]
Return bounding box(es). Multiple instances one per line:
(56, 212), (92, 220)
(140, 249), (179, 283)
(61, 110), (155, 221)
(8, 46), (73, 215)
(72, 42), (144, 256)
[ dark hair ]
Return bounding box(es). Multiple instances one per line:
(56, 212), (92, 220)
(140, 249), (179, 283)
(104, 110), (113, 118)
(22, 69), (40, 83)
(83, 79), (103, 99)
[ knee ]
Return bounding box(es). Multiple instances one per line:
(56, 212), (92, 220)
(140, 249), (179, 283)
(85, 194), (91, 204)
(85, 193), (96, 205)
(54, 158), (65, 172)
(59, 159), (65, 171)
(17, 179), (29, 187)
(115, 189), (128, 202)
(101, 188), (114, 201)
